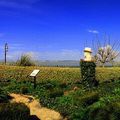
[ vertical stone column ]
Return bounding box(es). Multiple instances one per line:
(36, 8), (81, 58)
(80, 48), (98, 88)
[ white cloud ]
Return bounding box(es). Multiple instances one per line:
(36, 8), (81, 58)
(25, 51), (40, 60)
(6, 51), (40, 61)
(88, 29), (99, 34)
(0, 49), (82, 61)
(39, 49), (82, 60)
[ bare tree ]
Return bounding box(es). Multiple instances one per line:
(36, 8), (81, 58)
(93, 35), (120, 67)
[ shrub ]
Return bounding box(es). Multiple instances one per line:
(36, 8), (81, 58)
(55, 94), (90, 119)
(111, 102), (120, 120)
(80, 60), (98, 88)
(0, 88), (10, 103)
(59, 82), (67, 88)
(70, 107), (88, 120)
(88, 102), (120, 120)
(88, 105), (110, 120)
(43, 83), (54, 89)
(0, 102), (30, 120)
(16, 54), (35, 66)
(55, 95), (74, 117)
(49, 88), (64, 98)
(78, 91), (99, 107)
(20, 86), (29, 94)
(5, 81), (23, 93)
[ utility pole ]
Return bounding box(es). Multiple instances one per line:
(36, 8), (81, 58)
(5, 43), (8, 65)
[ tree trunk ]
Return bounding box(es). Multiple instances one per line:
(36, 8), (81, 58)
(102, 63), (105, 67)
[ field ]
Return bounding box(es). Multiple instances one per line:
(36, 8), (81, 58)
(1, 65), (120, 83)
(1, 65), (120, 120)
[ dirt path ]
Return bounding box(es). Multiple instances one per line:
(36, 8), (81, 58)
(10, 93), (63, 120)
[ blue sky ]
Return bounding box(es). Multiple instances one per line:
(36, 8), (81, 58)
(0, 0), (120, 60)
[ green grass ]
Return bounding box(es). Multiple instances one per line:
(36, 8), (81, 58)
(1, 78), (120, 120)
(1, 65), (120, 119)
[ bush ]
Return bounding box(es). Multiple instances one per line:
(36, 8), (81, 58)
(54, 94), (89, 119)
(43, 83), (54, 89)
(111, 102), (120, 120)
(88, 105), (110, 120)
(59, 82), (67, 88)
(55, 95), (74, 117)
(79, 92), (99, 106)
(0, 102), (30, 120)
(0, 88), (10, 103)
(49, 88), (64, 98)
(70, 107), (88, 120)
(20, 86), (29, 94)
(80, 60), (98, 88)
(88, 102), (120, 120)
(16, 54), (35, 66)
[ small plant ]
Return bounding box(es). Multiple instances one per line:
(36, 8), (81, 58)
(20, 86), (29, 94)
(89, 106), (110, 120)
(0, 102), (30, 120)
(55, 95), (74, 117)
(59, 82), (67, 88)
(88, 102), (120, 120)
(78, 91), (99, 107)
(0, 88), (10, 103)
(49, 88), (64, 98)
(16, 54), (35, 66)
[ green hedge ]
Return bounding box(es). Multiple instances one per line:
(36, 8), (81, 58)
(80, 60), (98, 88)
(0, 103), (30, 120)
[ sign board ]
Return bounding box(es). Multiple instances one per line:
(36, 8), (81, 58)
(30, 69), (40, 77)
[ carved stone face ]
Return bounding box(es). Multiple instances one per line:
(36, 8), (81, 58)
(84, 51), (92, 61)
(84, 47), (92, 61)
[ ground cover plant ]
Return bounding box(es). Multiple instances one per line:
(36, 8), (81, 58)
(1, 77), (120, 119)
(16, 54), (35, 66)
(0, 103), (30, 120)
(0, 84), (31, 120)
(1, 65), (120, 119)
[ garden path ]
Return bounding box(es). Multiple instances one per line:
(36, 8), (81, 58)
(10, 93), (63, 120)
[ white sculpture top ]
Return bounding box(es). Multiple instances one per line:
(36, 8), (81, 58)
(84, 47), (92, 61)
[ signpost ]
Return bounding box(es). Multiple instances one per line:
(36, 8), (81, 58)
(30, 69), (39, 89)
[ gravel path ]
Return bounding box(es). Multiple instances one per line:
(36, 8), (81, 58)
(10, 93), (63, 120)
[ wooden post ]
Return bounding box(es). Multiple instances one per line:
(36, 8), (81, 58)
(34, 76), (36, 89)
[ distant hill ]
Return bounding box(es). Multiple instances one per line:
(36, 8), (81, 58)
(0, 60), (80, 67)
(1, 60), (120, 67)
(36, 60), (80, 67)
